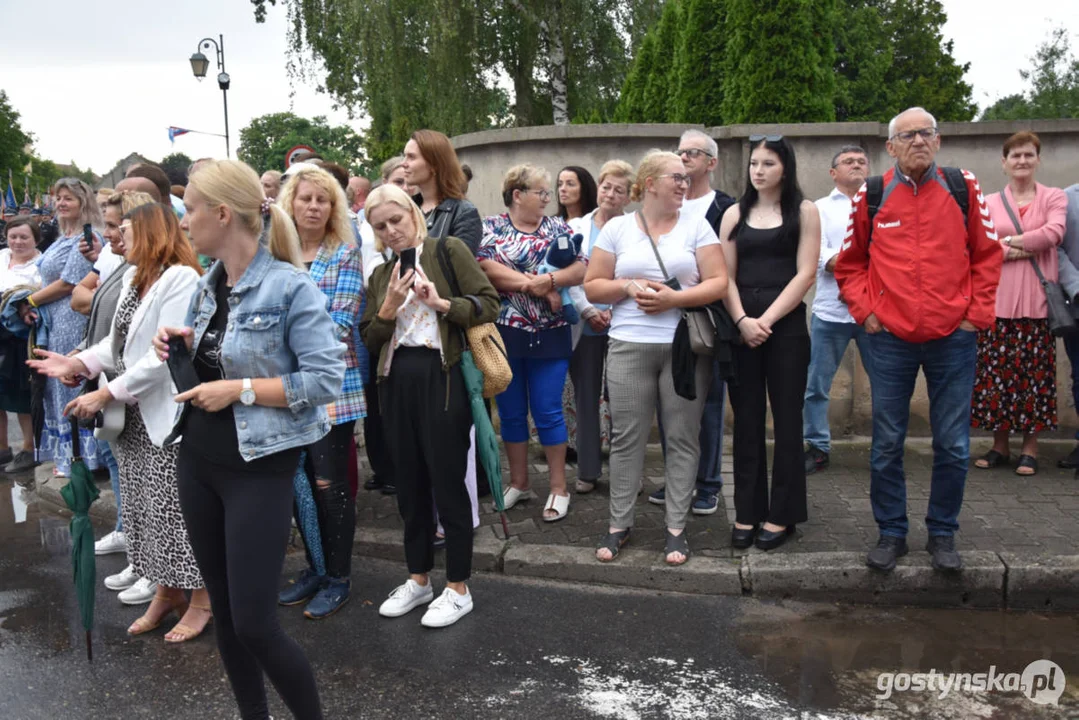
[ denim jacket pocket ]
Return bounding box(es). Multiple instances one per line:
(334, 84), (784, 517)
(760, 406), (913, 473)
(233, 309), (285, 355)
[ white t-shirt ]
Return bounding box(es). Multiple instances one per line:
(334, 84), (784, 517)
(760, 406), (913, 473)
(94, 246), (124, 283)
(0, 249), (42, 292)
(681, 190), (716, 222)
(593, 212), (719, 344)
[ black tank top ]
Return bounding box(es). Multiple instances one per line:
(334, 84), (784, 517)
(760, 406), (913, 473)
(734, 223), (806, 336)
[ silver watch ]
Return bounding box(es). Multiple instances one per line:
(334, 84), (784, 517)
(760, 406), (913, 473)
(240, 378), (256, 406)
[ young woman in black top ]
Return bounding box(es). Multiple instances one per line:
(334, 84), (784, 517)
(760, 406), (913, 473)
(718, 136), (820, 552)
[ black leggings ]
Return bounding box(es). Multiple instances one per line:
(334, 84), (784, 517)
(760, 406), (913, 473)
(302, 421), (356, 579)
(177, 444), (323, 720)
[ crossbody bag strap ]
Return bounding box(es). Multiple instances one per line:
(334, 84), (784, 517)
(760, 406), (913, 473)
(637, 211), (671, 280)
(998, 191), (1048, 286)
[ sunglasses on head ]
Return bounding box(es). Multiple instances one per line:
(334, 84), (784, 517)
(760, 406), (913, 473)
(749, 134), (784, 143)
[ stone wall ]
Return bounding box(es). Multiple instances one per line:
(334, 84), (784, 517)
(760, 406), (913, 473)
(453, 120), (1079, 437)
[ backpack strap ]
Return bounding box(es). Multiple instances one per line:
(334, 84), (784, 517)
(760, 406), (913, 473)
(940, 166), (970, 220)
(865, 175), (884, 245)
(705, 191), (736, 235)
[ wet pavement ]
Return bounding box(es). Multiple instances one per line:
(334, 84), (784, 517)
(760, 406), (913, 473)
(3, 469), (1078, 719)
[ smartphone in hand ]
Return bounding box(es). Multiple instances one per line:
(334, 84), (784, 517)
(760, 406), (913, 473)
(166, 336), (201, 394)
(81, 224), (94, 254)
(399, 247), (417, 277)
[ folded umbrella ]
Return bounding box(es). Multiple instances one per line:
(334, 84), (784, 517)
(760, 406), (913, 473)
(458, 350), (509, 537)
(59, 415), (99, 662)
(292, 451), (326, 577)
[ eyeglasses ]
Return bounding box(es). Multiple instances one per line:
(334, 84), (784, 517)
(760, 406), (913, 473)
(658, 173), (691, 185)
(891, 127), (938, 143)
(749, 134), (784, 143)
(833, 157), (869, 168)
(526, 189), (552, 201)
(677, 148), (713, 159)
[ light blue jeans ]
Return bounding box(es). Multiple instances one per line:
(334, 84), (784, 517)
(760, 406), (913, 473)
(803, 315), (875, 454)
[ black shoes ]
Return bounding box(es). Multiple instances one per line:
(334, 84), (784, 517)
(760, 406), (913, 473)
(731, 525), (758, 549)
(926, 535), (963, 573)
(804, 446), (829, 475)
(866, 535), (909, 572)
(754, 525), (796, 551)
(1057, 443), (1079, 469)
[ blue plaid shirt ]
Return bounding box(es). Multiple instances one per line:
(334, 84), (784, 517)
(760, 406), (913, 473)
(310, 242), (366, 424)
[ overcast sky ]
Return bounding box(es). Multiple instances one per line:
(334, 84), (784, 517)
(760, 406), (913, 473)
(2, 1), (1076, 176)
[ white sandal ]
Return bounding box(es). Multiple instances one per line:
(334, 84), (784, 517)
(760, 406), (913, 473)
(503, 486), (531, 510)
(542, 493), (570, 523)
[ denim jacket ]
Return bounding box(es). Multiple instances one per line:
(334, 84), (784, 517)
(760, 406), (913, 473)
(167, 244), (346, 461)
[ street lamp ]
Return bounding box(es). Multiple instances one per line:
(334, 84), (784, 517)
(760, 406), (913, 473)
(189, 35), (231, 158)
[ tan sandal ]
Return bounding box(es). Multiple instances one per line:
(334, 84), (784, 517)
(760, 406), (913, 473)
(164, 603), (213, 644)
(128, 591), (188, 636)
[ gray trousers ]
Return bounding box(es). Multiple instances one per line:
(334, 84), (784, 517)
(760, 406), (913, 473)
(606, 340), (710, 530)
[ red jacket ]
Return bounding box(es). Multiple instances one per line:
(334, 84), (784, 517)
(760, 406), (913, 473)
(834, 164), (1002, 343)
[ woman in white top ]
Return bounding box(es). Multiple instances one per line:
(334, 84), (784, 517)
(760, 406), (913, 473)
(0, 217), (43, 470)
(566, 160), (633, 493)
(584, 150), (728, 566)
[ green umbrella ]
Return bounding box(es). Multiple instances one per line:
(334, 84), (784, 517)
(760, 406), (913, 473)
(59, 415), (99, 662)
(458, 350), (510, 538)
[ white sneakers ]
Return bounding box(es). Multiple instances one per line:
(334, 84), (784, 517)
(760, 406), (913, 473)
(420, 588), (473, 628)
(378, 580), (474, 628)
(118, 577), (157, 605)
(104, 564), (139, 591)
(378, 579), (434, 618)
(95, 531), (127, 555)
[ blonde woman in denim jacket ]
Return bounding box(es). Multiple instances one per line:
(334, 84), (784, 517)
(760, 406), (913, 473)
(155, 160), (344, 720)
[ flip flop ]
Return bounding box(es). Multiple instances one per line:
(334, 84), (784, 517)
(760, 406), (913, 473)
(974, 450), (1010, 469)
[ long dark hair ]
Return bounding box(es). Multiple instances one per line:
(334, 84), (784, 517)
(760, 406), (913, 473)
(733, 138), (804, 242)
(555, 166), (598, 220)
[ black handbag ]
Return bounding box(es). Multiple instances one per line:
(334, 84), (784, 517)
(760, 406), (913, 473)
(998, 192), (1077, 337)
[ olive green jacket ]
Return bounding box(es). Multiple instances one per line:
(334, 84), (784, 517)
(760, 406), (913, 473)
(361, 236), (500, 381)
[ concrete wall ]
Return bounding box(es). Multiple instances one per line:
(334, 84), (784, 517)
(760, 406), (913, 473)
(453, 120), (1079, 436)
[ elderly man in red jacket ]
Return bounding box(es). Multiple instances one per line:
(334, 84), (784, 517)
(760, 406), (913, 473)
(835, 107), (1002, 574)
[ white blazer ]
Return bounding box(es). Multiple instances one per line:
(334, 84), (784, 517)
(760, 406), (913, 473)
(77, 264), (201, 447)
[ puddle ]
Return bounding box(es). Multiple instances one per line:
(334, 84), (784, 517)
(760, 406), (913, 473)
(735, 601), (1079, 718)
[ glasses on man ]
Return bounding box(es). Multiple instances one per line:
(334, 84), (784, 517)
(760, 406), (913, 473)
(833, 157), (869, 168)
(749, 134), (784, 143)
(659, 173), (691, 186)
(892, 127), (938, 143)
(527, 189), (552, 201)
(677, 148), (713, 159)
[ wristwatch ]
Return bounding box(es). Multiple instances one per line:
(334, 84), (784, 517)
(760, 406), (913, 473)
(240, 378), (256, 406)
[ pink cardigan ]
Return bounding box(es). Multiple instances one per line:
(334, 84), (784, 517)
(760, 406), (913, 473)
(986, 182), (1068, 319)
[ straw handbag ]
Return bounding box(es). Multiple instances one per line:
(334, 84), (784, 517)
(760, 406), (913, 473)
(435, 238), (513, 398)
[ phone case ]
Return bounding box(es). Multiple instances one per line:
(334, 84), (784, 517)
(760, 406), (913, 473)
(166, 337), (201, 394)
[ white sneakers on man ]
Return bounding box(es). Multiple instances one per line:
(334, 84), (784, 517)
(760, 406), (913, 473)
(420, 587), (473, 628)
(118, 577), (157, 605)
(378, 579), (434, 618)
(104, 564), (139, 591)
(94, 530), (127, 555)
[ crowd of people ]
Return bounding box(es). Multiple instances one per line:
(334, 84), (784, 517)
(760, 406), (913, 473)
(2, 106), (1078, 719)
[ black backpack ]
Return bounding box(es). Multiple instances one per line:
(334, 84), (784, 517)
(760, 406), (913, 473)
(705, 190), (737, 235)
(865, 166), (970, 244)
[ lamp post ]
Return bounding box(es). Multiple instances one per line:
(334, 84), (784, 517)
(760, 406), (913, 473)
(189, 34), (231, 158)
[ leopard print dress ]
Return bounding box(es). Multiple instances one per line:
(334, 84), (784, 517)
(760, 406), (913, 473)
(113, 286), (203, 589)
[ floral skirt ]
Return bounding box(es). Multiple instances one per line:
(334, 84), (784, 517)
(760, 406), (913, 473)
(971, 317), (1057, 433)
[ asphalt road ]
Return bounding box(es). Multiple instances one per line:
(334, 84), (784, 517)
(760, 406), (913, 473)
(1, 470), (1076, 719)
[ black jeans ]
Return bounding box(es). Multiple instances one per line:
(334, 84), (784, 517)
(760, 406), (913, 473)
(303, 421), (356, 579)
(382, 347), (474, 582)
(363, 380), (394, 484)
(177, 444), (323, 720)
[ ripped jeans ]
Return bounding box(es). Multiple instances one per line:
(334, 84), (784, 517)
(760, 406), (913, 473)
(301, 422), (357, 579)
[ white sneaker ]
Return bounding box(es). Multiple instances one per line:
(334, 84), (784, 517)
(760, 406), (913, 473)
(94, 530), (127, 555)
(378, 579), (434, 618)
(104, 564), (139, 591)
(118, 577), (157, 605)
(420, 587), (473, 628)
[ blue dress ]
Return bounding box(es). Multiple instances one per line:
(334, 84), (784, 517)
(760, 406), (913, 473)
(37, 231), (100, 474)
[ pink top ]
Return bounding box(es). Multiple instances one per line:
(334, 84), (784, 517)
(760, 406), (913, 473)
(986, 182), (1068, 319)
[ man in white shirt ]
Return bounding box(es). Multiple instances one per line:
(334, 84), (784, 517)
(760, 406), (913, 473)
(650, 129), (736, 515)
(804, 145), (875, 475)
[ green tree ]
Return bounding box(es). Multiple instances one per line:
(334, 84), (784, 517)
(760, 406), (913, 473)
(721, 0), (838, 123)
(640, 0), (683, 123)
(981, 27), (1079, 120)
(672, 0), (729, 125)
(832, 0), (894, 121)
(159, 152), (193, 185)
(615, 32), (657, 122)
(237, 112), (368, 175)
(0, 90), (32, 181)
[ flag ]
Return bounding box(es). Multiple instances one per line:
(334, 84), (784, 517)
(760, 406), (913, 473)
(168, 127), (191, 144)
(24, 174), (30, 205)
(5, 170), (17, 213)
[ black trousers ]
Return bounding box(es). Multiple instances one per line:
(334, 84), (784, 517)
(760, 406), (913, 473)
(728, 327), (811, 527)
(302, 421), (356, 579)
(382, 347), (474, 582)
(177, 444), (323, 720)
(363, 380), (394, 484)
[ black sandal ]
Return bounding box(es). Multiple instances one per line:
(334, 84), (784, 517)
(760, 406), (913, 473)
(664, 529), (690, 566)
(974, 450), (1010, 469)
(1016, 454), (1038, 476)
(596, 528), (631, 563)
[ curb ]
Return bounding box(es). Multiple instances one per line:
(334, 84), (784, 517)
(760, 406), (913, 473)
(32, 465), (1079, 612)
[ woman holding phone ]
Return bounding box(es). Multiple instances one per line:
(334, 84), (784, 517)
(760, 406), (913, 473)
(154, 159), (344, 719)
